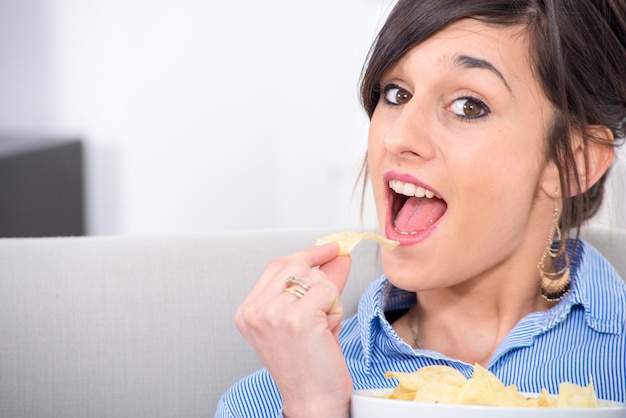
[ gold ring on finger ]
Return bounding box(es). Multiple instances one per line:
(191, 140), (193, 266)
(284, 286), (307, 298)
(285, 275), (311, 291)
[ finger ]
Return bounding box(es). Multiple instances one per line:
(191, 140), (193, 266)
(242, 265), (327, 326)
(279, 268), (327, 303)
(290, 277), (344, 338)
(319, 254), (352, 294)
(299, 242), (342, 267)
(237, 268), (328, 338)
(247, 243), (341, 295)
(277, 244), (348, 297)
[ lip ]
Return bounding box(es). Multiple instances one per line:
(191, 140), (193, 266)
(383, 170), (446, 246)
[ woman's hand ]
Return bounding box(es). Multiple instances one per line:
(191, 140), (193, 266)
(235, 242), (353, 418)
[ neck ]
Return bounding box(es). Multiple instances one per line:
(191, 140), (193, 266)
(409, 274), (553, 365)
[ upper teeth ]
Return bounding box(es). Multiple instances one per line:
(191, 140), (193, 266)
(389, 179), (439, 199)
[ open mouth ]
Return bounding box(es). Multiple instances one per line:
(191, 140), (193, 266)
(389, 179), (447, 235)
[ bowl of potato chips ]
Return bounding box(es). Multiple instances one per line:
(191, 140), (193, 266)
(351, 365), (626, 417)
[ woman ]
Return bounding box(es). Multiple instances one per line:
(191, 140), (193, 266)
(216, 1), (626, 416)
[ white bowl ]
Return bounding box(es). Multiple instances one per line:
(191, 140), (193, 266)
(351, 389), (626, 418)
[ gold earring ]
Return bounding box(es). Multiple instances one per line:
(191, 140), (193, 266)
(538, 200), (571, 302)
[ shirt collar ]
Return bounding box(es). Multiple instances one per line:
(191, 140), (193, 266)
(546, 239), (625, 334)
(357, 239), (625, 368)
(357, 276), (413, 369)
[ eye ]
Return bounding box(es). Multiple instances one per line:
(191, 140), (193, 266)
(382, 84), (412, 106)
(450, 96), (490, 120)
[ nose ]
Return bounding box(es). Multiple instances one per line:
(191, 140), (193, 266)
(383, 102), (436, 161)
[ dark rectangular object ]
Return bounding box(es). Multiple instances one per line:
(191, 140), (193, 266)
(0, 136), (85, 237)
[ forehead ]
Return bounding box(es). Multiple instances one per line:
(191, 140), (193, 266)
(386, 19), (534, 91)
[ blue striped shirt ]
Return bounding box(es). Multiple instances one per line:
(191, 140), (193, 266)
(215, 240), (626, 417)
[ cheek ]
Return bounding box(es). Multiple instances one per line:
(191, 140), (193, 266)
(367, 121), (382, 153)
(367, 107), (389, 153)
(366, 123), (385, 179)
(366, 150), (385, 204)
(460, 125), (544, 184)
(366, 129), (388, 220)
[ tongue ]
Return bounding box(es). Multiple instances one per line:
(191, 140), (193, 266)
(394, 196), (446, 233)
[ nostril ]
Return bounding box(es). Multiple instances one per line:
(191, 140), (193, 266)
(401, 150), (421, 158)
(384, 129), (436, 161)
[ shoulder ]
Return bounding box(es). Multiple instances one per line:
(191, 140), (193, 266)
(576, 239), (626, 300)
(215, 368), (282, 418)
(564, 239), (626, 335)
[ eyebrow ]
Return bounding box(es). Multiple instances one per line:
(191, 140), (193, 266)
(455, 54), (512, 93)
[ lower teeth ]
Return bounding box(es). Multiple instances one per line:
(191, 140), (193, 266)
(394, 227), (419, 235)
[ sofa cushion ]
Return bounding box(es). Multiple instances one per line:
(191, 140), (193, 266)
(0, 229), (382, 417)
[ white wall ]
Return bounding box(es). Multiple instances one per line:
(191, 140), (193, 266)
(1, 0), (623, 235)
(0, 0), (395, 235)
(0, 0), (50, 129)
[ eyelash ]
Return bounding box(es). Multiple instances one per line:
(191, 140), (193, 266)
(450, 95), (491, 121)
(380, 83), (409, 106)
(378, 83), (492, 122)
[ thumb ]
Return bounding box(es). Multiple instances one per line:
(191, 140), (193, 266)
(319, 253), (352, 294)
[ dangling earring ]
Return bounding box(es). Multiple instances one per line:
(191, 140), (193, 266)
(538, 200), (571, 302)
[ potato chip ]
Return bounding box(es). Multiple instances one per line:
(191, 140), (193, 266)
(315, 231), (399, 255)
(557, 381), (598, 408)
(385, 371), (423, 393)
(458, 378), (501, 405)
(387, 384), (416, 401)
(414, 382), (461, 404)
(385, 365), (466, 392)
(385, 365), (467, 404)
(383, 363), (601, 409)
(488, 385), (536, 407)
(457, 364), (507, 405)
(470, 364), (507, 392)
(537, 388), (558, 407)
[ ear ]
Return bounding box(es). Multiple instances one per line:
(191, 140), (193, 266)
(568, 125), (614, 197)
(538, 125), (614, 199)
(537, 159), (562, 199)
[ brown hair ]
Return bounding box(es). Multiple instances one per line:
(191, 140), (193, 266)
(358, 0), (626, 238)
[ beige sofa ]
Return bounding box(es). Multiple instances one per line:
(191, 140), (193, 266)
(0, 225), (624, 417)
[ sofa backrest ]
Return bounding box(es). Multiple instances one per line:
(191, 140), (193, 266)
(580, 224), (626, 279)
(0, 225), (623, 417)
(0, 229), (383, 418)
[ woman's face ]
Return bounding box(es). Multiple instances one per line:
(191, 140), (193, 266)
(368, 19), (558, 291)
